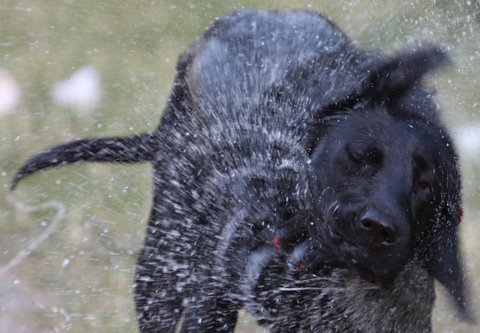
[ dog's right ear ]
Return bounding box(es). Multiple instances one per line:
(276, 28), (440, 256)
(427, 219), (473, 321)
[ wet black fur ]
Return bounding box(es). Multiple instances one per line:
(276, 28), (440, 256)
(13, 10), (469, 332)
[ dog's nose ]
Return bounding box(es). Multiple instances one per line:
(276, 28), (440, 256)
(358, 208), (399, 245)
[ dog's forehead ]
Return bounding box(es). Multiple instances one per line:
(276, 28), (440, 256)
(334, 109), (446, 162)
(343, 109), (420, 142)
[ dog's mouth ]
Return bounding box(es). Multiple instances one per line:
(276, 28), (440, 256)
(307, 204), (413, 288)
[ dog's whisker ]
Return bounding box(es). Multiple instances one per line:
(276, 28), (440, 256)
(278, 287), (326, 292)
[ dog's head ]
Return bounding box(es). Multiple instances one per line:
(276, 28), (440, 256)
(305, 47), (468, 316)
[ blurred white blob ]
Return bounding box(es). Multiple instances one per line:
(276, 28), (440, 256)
(0, 70), (21, 116)
(52, 65), (102, 112)
(455, 126), (480, 159)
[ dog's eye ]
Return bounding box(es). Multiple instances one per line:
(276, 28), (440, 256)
(365, 148), (383, 165)
(347, 146), (383, 166)
(418, 180), (431, 193)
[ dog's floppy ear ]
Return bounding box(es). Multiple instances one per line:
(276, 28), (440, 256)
(428, 218), (472, 321)
(363, 46), (450, 105)
(428, 151), (473, 321)
(329, 46), (450, 111)
(418, 134), (473, 321)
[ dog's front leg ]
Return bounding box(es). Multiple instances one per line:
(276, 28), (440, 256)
(135, 225), (186, 333)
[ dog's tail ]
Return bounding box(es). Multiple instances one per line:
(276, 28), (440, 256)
(11, 132), (156, 190)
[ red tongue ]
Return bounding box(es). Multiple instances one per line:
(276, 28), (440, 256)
(457, 206), (463, 224)
(273, 235), (281, 251)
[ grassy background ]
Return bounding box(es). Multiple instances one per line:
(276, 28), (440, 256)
(0, 1), (479, 332)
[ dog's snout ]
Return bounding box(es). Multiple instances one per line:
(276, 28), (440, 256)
(359, 208), (399, 245)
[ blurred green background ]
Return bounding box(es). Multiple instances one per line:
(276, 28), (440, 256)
(0, 1), (479, 332)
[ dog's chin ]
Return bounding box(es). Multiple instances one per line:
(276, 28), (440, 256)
(307, 233), (410, 288)
(353, 255), (409, 288)
(357, 267), (400, 288)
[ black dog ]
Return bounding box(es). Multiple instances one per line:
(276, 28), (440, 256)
(12, 10), (469, 332)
